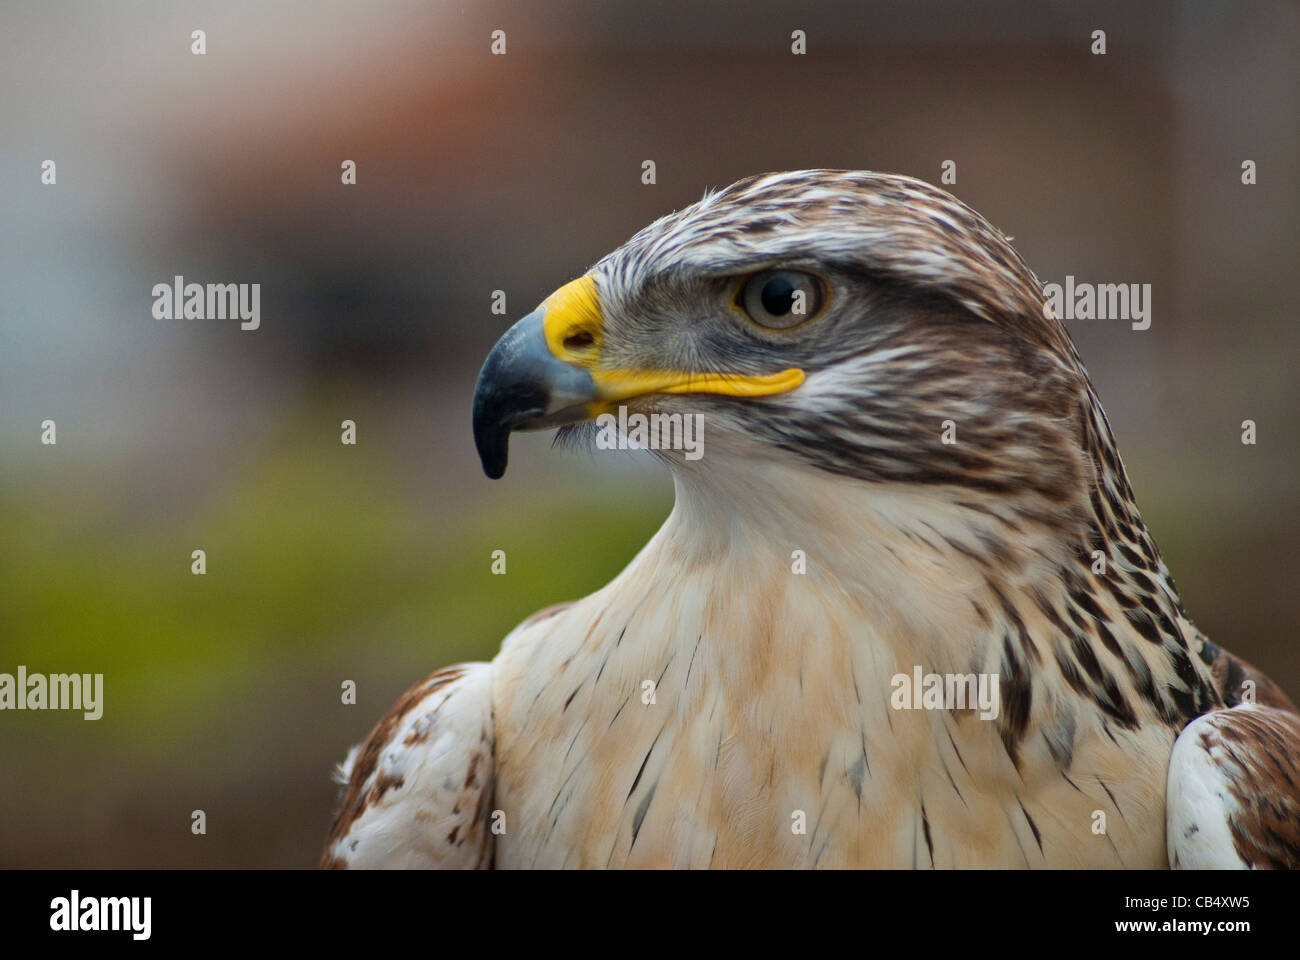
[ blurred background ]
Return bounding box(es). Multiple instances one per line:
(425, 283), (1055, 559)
(0, 0), (1296, 867)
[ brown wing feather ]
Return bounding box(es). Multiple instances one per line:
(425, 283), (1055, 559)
(322, 663), (495, 869)
(1168, 704), (1300, 869)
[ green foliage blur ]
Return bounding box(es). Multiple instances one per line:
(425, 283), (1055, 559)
(1, 395), (670, 866)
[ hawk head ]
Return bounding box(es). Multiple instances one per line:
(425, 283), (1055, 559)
(473, 170), (1108, 523)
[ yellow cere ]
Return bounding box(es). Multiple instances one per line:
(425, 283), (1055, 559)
(542, 275), (605, 364)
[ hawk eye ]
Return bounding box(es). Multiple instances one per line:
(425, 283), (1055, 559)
(739, 270), (823, 329)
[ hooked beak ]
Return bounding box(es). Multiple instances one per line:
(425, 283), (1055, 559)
(471, 305), (600, 479)
(471, 275), (804, 478)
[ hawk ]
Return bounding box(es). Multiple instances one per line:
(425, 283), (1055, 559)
(323, 170), (1299, 868)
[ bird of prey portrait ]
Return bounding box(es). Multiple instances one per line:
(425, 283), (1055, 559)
(322, 170), (1299, 869)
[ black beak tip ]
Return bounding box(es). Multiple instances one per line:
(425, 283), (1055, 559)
(473, 378), (549, 479)
(479, 441), (508, 480)
(472, 394), (511, 479)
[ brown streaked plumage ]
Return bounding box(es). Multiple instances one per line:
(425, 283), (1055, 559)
(322, 170), (1299, 868)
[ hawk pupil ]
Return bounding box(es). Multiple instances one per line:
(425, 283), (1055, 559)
(761, 275), (796, 315)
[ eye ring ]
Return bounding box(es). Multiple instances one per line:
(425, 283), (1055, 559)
(736, 270), (825, 330)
